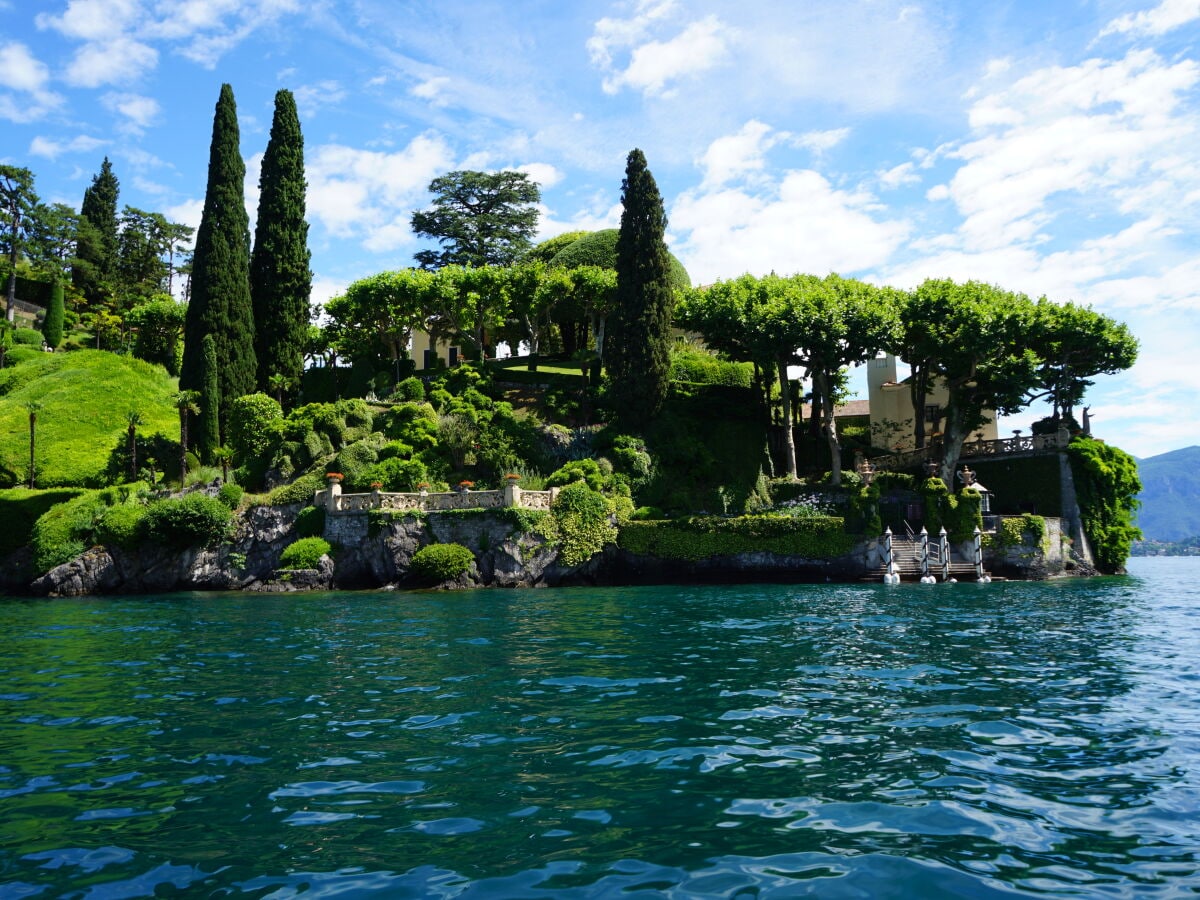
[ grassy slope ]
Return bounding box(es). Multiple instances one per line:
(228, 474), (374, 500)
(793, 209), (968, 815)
(0, 350), (178, 488)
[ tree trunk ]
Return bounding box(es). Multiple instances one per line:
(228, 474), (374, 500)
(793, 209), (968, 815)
(910, 367), (929, 450)
(27, 410), (36, 489)
(778, 356), (797, 479)
(128, 426), (137, 482)
(816, 369), (843, 487)
(939, 406), (971, 489)
(179, 412), (189, 488)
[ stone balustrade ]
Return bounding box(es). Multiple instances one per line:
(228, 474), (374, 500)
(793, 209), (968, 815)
(315, 481), (559, 515)
(875, 428), (1071, 473)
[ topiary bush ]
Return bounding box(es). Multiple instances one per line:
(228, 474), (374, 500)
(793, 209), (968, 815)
(266, 472), (325, 506)
(279, 536), (332, 569)
(216, 482), (244, 510)
(14, 328), (44, 347)
(95, 503), (146, 549)
(294, 504), (326, 537)
(228, 393), (284, 461)
(410, 542), (474, 582)
(391, 376), (426, 402)
(546, 458), (606, 493)
(141, 493), (232, 549)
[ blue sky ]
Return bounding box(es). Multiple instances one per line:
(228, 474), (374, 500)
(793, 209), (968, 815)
(3, 0), (1199, 459)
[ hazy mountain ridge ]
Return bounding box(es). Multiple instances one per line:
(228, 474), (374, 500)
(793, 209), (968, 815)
(1135, 446), (1200, 542)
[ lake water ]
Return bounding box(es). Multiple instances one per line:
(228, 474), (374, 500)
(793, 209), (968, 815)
(1, 558), (1198, 897)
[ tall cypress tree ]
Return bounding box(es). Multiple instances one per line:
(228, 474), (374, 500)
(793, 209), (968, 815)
(180, 83), (256, 443)
(604, 149), (675, 428)
(198, 334), (221, 461)
(73, 157), (120, 308)
(250, 89), (311, 394)
(43, 281), (64, 348)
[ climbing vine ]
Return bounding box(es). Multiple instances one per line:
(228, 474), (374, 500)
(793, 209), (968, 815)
(1068, 437), (1141, 573)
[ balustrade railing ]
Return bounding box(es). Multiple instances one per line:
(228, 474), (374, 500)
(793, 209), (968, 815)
(875, 430), (1070, 473)
(315, 483), (558, 515)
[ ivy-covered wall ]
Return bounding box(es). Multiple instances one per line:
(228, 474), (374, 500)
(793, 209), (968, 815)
(969, 455), (1063, 516)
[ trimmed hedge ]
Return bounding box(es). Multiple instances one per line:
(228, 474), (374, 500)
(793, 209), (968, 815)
(141, 494), (232, 549)
(279, 536), (331, 569)
(618, 515), (855, 561)
(410, 542), (474, 582)
(0, 487), (88, 555)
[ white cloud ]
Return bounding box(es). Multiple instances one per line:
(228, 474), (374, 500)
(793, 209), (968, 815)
(293, 80), (347, 118)
(929, 49), (1200, 251)
(1100, 0), (1200, 38)
(163, 197), (204, 231)
(697, 120), (783, 189)
(601, 15), (729, 96)
(102, 92), (161, 131)
(673, 172), (909, 284)
(517, 163), (564, 190)
(878, 162), (920, 190)
(29, 134), (108, 159)
(410, 76), (452, 105)
(35, 0), (142, 41)
(306, 132), (456, 252)
(0, 42), (64, 123)
(795, 128), (850, 155)
(586, 0), (678, 69)
(66, 35), (158, 87)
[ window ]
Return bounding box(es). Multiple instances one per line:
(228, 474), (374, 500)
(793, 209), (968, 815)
(924, 404), (941, 424)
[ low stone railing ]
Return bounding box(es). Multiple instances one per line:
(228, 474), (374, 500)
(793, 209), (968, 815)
(315, 482), (559, 515)
(876, 429), (1071, 472)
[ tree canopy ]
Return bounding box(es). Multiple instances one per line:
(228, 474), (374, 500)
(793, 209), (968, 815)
(411, 170), (541, 269)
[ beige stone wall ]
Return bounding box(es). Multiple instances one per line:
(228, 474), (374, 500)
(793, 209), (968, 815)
(867, 354), (999, 452)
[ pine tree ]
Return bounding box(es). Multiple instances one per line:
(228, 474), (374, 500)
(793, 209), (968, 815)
(250, 89), (311, 395)
(73, 157), (120, 308)
(180, 84), (256, 441)
(43, 281), (64, 348)
(198, 334), (221, 461)
(604, 149), (675, 428)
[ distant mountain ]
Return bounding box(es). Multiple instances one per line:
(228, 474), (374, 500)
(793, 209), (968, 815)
(1135, 446), (1200, 542)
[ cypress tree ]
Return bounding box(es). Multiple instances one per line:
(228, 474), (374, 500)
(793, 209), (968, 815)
(198, 334), (221, 461)
(180, 83), (256, 440)
(74, 157), (119, 307)
(604, 149), (675, 428)
(43, 281), (64, 348)
(250, 89), (311, 394)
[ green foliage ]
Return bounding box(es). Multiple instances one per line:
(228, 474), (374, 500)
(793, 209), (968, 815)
(921, 478), (983, 542)
(141, 493), (233, 549)
(411, 170), (541, 269)
(0, 351), (178, 488)
(969, 455), (1062, 517)
(295, 504), (326, 537)
(1068, 437), (1142, 573)
(0, 487), (88, 554)
(42, 282), (64, 348)
(228, 392), (284, 462)
(265, 471), (324, 505)
(362, 456), (428, 492)
(95, 503), (146, 549)
(279, 536), (331, 569)
(31, 490), (107, 572)
(546, 458), (605, 492)
(180, 83), (257, 429)
(552, 481), (617, 567)
(251, 89), (311, 395)
(618, 515), (855, 561)
(493, 506), (555, 539)
(410, 542), (475, 582)
(74, 157), (120, 306)
(547, 228), (691, 293)
(216, 482), (243, 510)
(198, 334), (221, 461)
(126, 297), (186, 375)
(669, 346), (752, 387)
(604, 150), (676, 427)
(993, 513), (1046, 550)
(13, 328), (43, 346)
(392, 376), (425, 402)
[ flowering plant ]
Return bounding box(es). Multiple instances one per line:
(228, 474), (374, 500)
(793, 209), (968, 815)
(458, 480), (475, 489)
(504, 473), (521, 481)
(370, 481), (383, 490)
(326, 472), (344, 482)
(417, 481), (430, 489)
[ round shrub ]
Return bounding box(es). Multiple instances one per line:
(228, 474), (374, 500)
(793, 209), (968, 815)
(14, 327), (44, 347)
(216, 482), (244, 510)
(552, 481), (617, 567)
(266, 472), (325, 506)
(141, 493), (232, 548)
(227, 393), (283, 460)
(294, 505), (326, 538)
(31, 491), (108, 573)
(547, 228), (691, 292)
(391, 376), (426, 402)
(410, 542), (474, 582)
(279, 536), (332, 570)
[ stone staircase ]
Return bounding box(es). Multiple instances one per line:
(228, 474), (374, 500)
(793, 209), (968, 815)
(882, 536), (986, 583)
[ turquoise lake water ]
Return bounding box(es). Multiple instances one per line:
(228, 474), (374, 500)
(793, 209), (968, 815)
(1, 558), (1198, 897)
